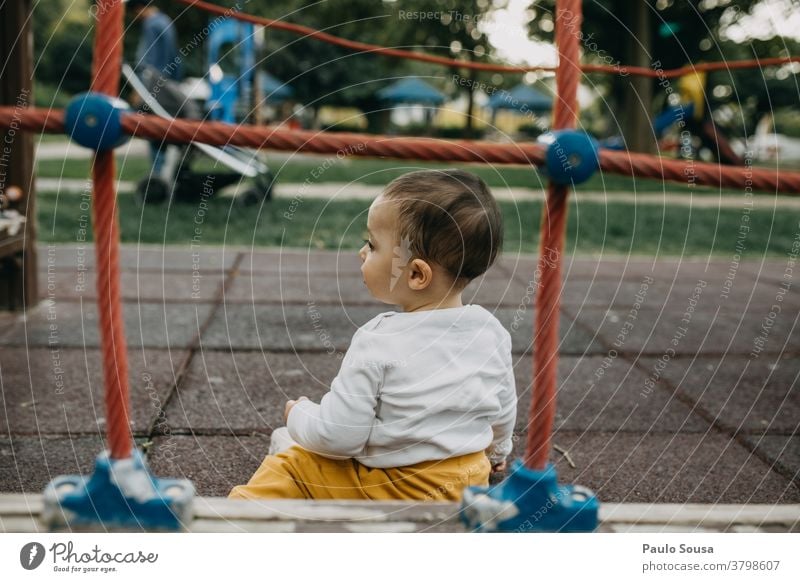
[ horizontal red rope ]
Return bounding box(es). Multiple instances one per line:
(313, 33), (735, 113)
(0, 107), (65, 134)
(583, 56), (800, 78)
(121, 112), (548, 165)
(121, 111), (800, 193)
(177, 0), (800, 78)
(3, 106), (799, 193)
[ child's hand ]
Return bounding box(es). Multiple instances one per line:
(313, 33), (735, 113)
(284, 396), (309, 424)
(490, 461), (507, 474)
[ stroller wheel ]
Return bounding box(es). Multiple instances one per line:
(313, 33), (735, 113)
(237, 186), (263, 207)
(135, 176), (171, 205)
(237, 172), (275, 206)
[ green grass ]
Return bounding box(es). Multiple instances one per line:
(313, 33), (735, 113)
(36, 151), (760, 195)
(37, 157), (153, 183)
(36, 191), (799, 257)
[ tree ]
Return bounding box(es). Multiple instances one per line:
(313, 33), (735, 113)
(32, 0), (94, 100)
(235, 0), (498, 133)
(526, 0), (789, 153)
(382, 0), (497, 137)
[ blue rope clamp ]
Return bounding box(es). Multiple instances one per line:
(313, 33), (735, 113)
(64, 92), (131, 151)
(43, 448), (194, 531)
(460, 460), (599, 532)
(544, 130), (600, 186)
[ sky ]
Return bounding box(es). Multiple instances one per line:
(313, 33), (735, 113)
(481, 0), (800, 68)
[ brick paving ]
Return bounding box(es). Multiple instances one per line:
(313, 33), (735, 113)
(1, 244), (798, 511)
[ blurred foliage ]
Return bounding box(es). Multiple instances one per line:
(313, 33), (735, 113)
(772, 108), (800, 138)
(528, 0), (800, 137)
(32, 0), (515, 135)
(31, 0), (798, 140)
(32, 0), (94, 97)
(246, 0), (502, 132)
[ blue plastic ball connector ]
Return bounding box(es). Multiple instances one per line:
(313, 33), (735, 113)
(64, 92), (131, 151)
(544, 130), (601, 186)
(459, 460), (599, 532)
(42, 448), (194, 531)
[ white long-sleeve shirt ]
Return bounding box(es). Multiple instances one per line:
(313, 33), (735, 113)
(287, 304), (517, 468)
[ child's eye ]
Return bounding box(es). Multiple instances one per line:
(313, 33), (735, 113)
(362, 238), (374, 251)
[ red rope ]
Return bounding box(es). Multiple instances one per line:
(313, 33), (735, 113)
(90, 0), (131, 460)
(582, 56), (800, 78)
(121, 114), (548, 165)
(524, 0), (582, 470)
(4, 106), (800, 192)
(177, 0), (799, 78)
(175, 0), (555, 74)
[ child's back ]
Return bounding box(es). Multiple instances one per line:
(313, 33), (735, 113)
(229, 169), (517, 501)
(288, 304), (516, 468)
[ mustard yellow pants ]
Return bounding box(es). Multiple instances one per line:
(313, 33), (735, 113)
(228, 446), (491, 501)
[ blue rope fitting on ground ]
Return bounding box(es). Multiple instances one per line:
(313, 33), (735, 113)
(42, 449), (194, 531)
(544, 130), (600, 186)
(64, 92), (131, 151)
(459, 460), (599, 532)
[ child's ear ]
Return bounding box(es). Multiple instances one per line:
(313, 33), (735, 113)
(407, 258), (433, 291)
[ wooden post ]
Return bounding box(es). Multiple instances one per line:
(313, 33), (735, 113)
(0, 0), (38, 311)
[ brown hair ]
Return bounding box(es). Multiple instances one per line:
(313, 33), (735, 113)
(382, 169), (503, 287)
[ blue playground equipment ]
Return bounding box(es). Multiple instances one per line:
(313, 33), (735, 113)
(44, 450), (194, 531)
(461, 460), (599, 533)
(544, 129), (601, 186)
(206, 18), (256, 123)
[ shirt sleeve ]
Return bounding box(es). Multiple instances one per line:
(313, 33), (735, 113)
(486, 332), (517, 465)
(286, 328), (383, 459)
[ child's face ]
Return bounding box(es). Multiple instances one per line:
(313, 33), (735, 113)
(359, 195), (408, 304)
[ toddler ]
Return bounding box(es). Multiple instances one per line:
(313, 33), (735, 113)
(228, 169), (517, 501)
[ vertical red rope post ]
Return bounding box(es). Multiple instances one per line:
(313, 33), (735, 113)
(90, 0), (131, 460)
(524, 0), (583, 470)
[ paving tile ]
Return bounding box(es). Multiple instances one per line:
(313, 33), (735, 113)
(497, 255), (756, 283)
(147, 435), (271, 498)
(168, 350), (708, 436)
(740, 435), (800, 482)
(9, 246), (793, 505)
(737, 259), (795, 283)
(506, 430), (800, 504)
(37, 270), (223, 303)
(202, 304), (601, 354)
(37, 243), (237, 272)
(572, 304), (800, 356)
(0, 347), (186, 436)
(511, 356), (710, 433)
(0, 302), (214, 349)
(560, 276), (798, 310)
(0, 435), (108, 494)
(225, 273), (374, 305)
(166, 351), (341, 432)
(147, 432), (800, 504)
(225, 269), (529, 308)
(239, 248), (362, 275)
(202, 304), (382, 352)
(638, 354), (800, 434)
(118, 246), (238, 272)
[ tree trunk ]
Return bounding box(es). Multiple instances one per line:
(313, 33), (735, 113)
(465, 80), (475, 138)
(622, 2), (655, 154)
(0, 0), (38, 311)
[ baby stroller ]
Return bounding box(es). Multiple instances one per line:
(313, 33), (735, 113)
(122, 64), (275, 206)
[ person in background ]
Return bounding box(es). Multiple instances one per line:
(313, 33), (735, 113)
(126, 0), (180, 176)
